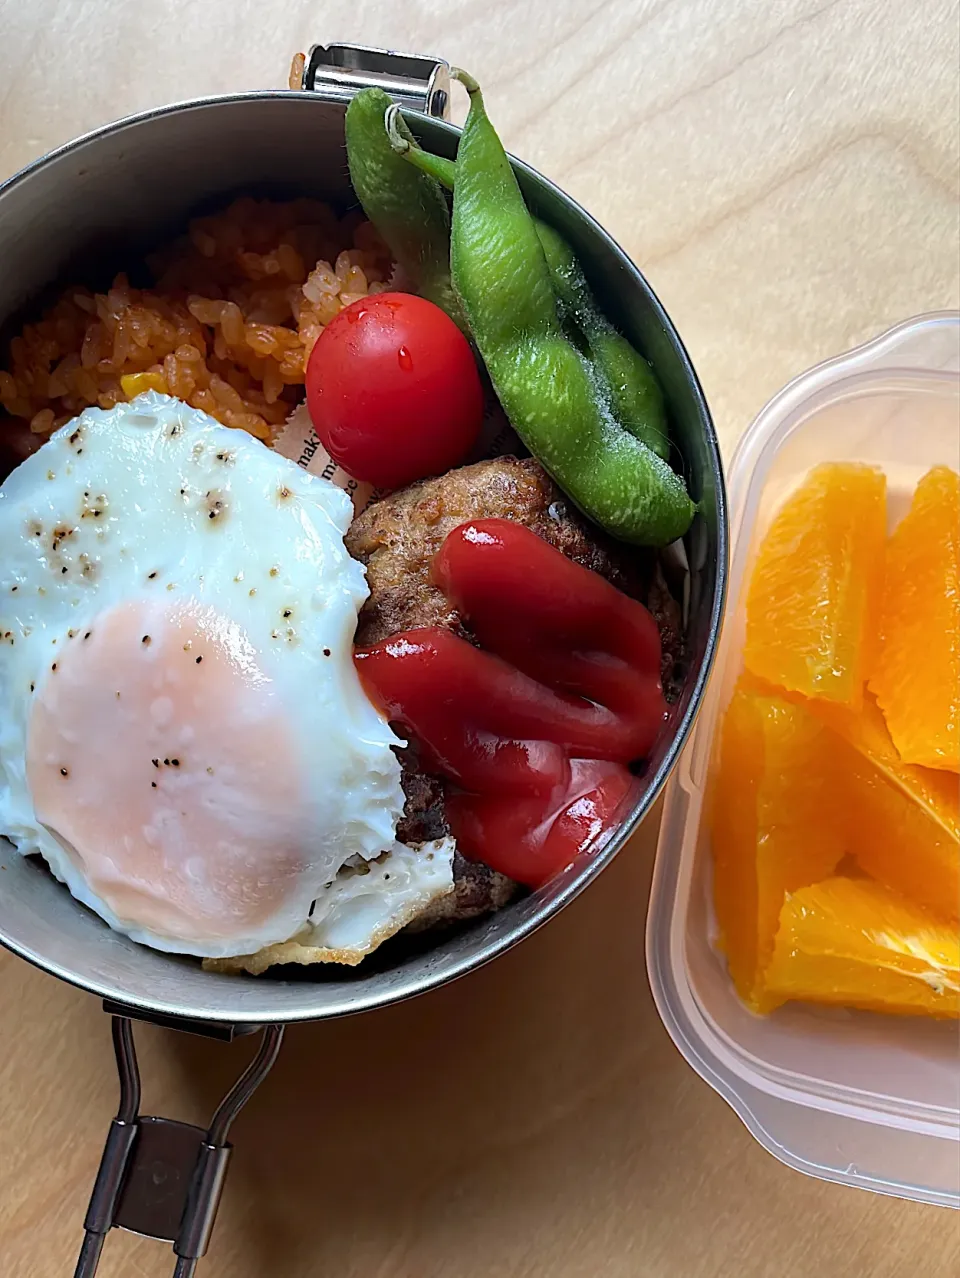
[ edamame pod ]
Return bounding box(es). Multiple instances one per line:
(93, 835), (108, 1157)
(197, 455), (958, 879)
(387, 107), (670, 461)
(385, 106), (457, 189)
(344, 89), (467, 332)
(534, 223), (669, 459)
(449, 71), (694, 546)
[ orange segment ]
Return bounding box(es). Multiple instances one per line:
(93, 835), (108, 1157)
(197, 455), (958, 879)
(868, 466), (960, 772)
(811, 696), (959, 921)
(711, 681), (846, 1009)
(744, 463), (886, 707)
(763, 877), (959, 1019)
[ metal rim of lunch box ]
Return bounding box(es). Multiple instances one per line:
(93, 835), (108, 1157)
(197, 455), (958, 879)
(0, 44), (728, 1277)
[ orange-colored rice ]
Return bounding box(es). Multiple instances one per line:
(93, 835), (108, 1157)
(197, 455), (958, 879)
(0, 197), (393, 442)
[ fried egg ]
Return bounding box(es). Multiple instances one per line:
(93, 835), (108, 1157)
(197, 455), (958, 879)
(0, 393), (453, 960)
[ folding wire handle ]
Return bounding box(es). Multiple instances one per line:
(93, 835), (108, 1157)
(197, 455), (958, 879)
(74, 1016), (284, 1277)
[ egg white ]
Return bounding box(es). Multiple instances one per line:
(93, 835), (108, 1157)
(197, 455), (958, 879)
(0, 393), (452, 960)
(205, 836), (457, 974)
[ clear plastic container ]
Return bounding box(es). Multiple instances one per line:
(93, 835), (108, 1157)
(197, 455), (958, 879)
(647, 312), (960, 1209)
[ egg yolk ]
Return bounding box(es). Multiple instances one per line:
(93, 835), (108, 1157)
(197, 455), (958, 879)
(26, 598), (309, 946)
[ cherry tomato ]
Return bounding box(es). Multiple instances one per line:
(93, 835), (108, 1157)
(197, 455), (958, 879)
(305, 292), (484, 489)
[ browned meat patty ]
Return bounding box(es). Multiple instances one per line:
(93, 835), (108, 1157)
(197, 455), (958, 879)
(346, 454), (683, 690)
(646, 562), (685, 704)
(406, 849), (521, 931)
(348, 455), (686, 932)
(394, 745), (448, 846)
(393, 744), (522, 923)
(347, 454), (655, 644)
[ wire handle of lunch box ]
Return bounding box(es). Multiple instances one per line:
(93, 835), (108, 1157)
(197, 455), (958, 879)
(73, 1016), (284, 1278)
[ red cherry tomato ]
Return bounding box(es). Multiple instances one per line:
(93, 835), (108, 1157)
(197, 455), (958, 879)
(305, 292), (484, 489)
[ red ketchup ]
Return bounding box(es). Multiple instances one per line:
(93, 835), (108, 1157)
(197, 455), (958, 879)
(354, 519), (667, 888)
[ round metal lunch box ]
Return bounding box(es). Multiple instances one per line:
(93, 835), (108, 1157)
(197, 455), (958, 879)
(0, 45), (727, 1275)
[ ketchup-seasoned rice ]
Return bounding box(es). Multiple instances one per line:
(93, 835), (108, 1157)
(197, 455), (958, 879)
(0, 197), (392, 441)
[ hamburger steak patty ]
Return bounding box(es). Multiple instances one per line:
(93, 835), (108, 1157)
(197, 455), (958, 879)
(348, 455), (657, 645)
(392, 743), (523, 926)
(347, 455), (685, 928)
(346, 455), (683, 689)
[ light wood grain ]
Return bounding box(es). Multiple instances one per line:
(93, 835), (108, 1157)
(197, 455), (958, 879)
(1, 2), (959, 1276)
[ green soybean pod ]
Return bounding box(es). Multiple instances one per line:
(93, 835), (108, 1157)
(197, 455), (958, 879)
(385, 106), (457, 190)
(449, 70), (694, 546)
(534, 222), (670, 460)
(389, 111), (670, 463)
(344, 88), (467, 332)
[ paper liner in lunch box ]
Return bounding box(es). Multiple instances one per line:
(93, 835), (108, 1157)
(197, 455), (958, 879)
(273, 393), (520, 515)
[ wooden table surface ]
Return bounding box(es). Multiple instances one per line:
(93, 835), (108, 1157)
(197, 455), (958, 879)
(1, 2), (958, 1275)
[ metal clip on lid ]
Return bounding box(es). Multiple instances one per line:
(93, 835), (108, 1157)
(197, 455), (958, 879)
(301, 42), (452, 118)
(74, 1017), (284, 1278)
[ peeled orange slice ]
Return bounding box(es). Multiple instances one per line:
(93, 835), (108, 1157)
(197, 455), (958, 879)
(744, 463), (886, 707)
(763, 877), (959, 1019)
(811, 696), (959, 921)
(869, 466), (959, 772)
(711, 681), (845, 1010)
